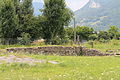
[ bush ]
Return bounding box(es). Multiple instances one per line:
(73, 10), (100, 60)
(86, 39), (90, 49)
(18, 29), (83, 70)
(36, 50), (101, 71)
(99, 38), (109, 43)
(50, 37), (71, 45)
(17, 32), (31, 45)
(98, 31), (110, 40)
(89, 34), (98, 40)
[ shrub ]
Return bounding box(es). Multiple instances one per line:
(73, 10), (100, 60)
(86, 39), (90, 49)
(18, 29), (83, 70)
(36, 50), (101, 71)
(99, 38), (109, 43)
(89, 34), (98, 40)
(17, 32), (31, 45)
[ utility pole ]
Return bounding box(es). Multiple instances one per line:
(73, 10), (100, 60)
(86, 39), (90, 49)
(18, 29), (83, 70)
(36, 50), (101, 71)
(74, 16), (76, 44)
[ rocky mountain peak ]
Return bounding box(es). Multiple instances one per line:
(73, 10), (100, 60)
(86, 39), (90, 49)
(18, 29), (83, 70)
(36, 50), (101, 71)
(89, 0), (101, 8)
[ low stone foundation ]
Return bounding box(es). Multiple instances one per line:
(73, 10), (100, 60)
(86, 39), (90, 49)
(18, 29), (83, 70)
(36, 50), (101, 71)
(6, 46), (114, 56)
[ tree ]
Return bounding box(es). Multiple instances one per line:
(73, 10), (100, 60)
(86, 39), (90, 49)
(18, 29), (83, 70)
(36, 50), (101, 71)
(98, 31), (110, 40)
(29, 16), (43, 40)
(89, 34), (98, 40)
(0, 0), (43, 45)
(16, 0), (35, 39)
(12, 0), (42, 40)
(17, 32), (31, 45)
(12, 0), (21, 14)
(65, 27), (74, 40)
(42, 0), (73, 44)
(108, 26), (119, 39)
(116, 32), (120, 40)
(0, 0), (18, 44)
(76, 26), (94, 41)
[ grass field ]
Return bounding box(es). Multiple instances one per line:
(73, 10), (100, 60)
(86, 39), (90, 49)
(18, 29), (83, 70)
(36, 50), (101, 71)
(0, 40), (119, 53)
(0, 40), (119, 80)
(0, 53), (120, 80)
(81, 39), (120, 53)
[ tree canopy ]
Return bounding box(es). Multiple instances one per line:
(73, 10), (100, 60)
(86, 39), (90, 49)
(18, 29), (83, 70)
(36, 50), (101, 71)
(42, 0), (73, 43)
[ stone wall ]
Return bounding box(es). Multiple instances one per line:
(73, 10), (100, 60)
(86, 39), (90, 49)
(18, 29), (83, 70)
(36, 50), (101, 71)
(6, 46), (114, 56)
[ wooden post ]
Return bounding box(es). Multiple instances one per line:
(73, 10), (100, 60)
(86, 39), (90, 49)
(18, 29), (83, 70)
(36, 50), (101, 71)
(91, 42), (94, 48)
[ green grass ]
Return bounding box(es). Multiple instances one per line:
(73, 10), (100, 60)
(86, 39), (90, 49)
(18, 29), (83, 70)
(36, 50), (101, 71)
(0, 44), (78, 49)
(81, 39), (120, 53)
(0, 39), (119, 54)
(0, 54), (120, 80)
(0, 40), (119, 80)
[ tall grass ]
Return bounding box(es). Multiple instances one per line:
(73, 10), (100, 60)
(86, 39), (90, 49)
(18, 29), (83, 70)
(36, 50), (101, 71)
(82, 39), (120, 53)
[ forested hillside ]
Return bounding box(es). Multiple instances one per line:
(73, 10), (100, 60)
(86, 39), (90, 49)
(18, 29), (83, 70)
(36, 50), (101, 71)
(74, 0), (120, 31)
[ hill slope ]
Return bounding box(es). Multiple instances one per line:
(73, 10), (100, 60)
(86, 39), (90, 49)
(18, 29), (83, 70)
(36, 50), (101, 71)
(74, 0), (120, 31)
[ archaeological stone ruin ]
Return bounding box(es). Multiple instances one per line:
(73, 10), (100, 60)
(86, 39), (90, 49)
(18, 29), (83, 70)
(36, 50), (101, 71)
(6, 46), (114, 56)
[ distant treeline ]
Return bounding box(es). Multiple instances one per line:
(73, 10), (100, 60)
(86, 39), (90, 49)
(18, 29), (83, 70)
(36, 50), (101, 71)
(65, 26), (120, 44)
(0, 0), (119, 45)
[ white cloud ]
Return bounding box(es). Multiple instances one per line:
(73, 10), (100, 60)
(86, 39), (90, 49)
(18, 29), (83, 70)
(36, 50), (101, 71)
(65, 0), (89, 11)
(33, 0), (89, 11)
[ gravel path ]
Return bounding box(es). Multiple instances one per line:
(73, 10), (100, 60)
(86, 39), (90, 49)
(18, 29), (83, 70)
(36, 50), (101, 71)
(0, 55), (59, 65)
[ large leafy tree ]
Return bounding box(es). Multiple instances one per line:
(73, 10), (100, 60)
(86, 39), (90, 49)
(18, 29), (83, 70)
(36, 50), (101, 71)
(18, 0), (34, 34)
(108, 26), (119, 39)
(42, 0), (73, 43)
(76, 26), (94, 41)
(65, 27), (74, 40)
(98, 31), (110, 40)
(13, 0), (40, 40)
(0, 0), (18, 44)
(0, 0), (42, 45)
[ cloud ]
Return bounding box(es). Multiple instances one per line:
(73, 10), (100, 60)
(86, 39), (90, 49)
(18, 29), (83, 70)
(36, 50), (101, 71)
(65, 0), (89, 11)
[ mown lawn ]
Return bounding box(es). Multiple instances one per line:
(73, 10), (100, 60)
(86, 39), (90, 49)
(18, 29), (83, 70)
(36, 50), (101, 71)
(0, 54), (120, 80)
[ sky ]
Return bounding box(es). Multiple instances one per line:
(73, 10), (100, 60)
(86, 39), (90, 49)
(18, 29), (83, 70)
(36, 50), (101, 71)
(33, 0), (89, 11)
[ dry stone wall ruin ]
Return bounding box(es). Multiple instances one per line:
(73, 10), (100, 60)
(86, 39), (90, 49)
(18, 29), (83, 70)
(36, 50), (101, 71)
(6, 46), (114, 56)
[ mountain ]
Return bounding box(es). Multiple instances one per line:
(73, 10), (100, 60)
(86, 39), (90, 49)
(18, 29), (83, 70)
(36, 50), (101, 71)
(74, 0), (120, 31)
(32, 2), (44, 16)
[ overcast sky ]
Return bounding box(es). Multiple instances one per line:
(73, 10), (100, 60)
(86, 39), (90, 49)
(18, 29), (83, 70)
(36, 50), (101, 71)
(33, 0), (89, 11)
